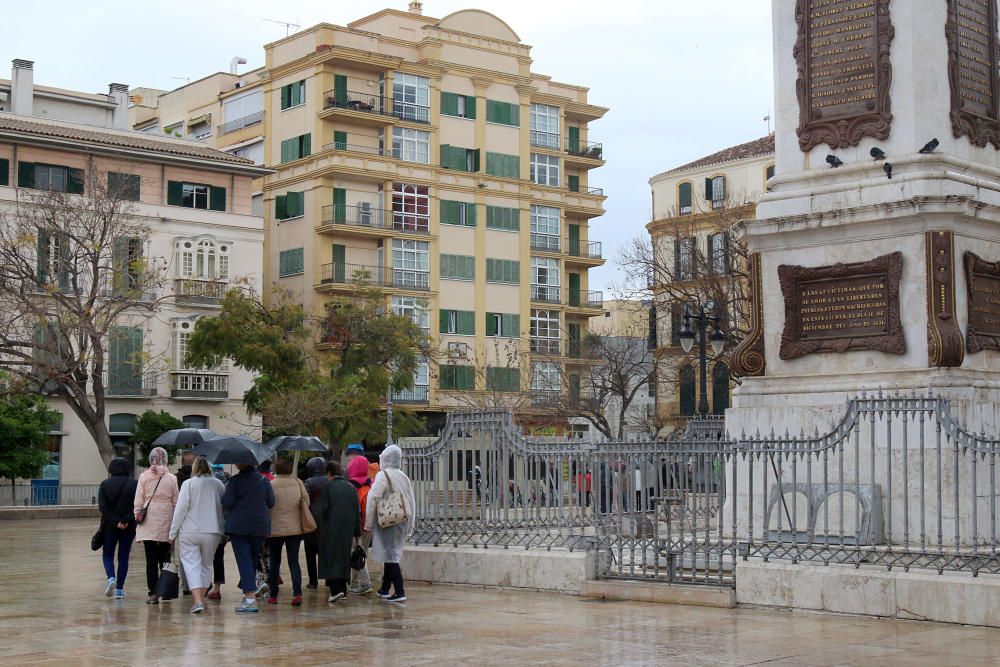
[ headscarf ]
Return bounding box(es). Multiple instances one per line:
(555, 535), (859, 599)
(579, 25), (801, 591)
(148, 446), (169, 476)
(379, 444), (402, 470)
(347, 455), (370, 486)
(305, 456), (326, 476)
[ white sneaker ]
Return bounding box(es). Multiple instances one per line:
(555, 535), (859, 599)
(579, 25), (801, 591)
(254, 582), (269, 598)
(327, 592), (345, 603)
(104, 577), (116, 597)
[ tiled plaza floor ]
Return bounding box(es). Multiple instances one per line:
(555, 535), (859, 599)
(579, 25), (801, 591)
(1, 519), (998, 666)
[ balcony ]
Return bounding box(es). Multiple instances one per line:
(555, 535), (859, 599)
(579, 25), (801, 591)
(530, 285), (561, 304)
(322, 140), (387, 157)
(530, 233), (561, 253)
(567, 339), (599, 360)
(531, 390), (562, 408)
(567, 181), (604, 196)
(391, 386), (429, 403)
(567, 289), (604, 309)
(530, 130), (560, 150)
(565, 138), (604, 161)
(319, 263), (430, 292)
(318, 204), (430, 236)
(321, 90), (395, 125)
(217, 110), (264, 135)
(568, 240), (603, 259)
(105, 372), (157, 398)
(170, 372), (229, 400)
(392, 99), (430, 124)
(530, 338), (561, 355)
(174, 279), (229, 306)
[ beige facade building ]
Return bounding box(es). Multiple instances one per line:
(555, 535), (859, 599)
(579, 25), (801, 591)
(0, 59), (269, 486)
(130, 4), (608, 424)
(647, 134), (773, 426)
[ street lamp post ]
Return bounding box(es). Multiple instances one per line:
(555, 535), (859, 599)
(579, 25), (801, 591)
(677, 302), (727, 417)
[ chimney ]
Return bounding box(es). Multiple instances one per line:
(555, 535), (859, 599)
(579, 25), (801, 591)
(108, 83), (129, 130)
(408, 1), (423, 14)
(11, 59), (34, 116)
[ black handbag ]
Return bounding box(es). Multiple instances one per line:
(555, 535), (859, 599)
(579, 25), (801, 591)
(153, 548), (180, 599)
(350, 542), (366, 571)
(90, 528), (103, 552)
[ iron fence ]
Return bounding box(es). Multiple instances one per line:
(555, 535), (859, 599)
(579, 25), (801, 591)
(0, 483), (100, 507)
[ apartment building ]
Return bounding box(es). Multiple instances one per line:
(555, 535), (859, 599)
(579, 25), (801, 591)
(0, 60), (270, 485)
(132, 4), (608, 424)
(647, 134), (773, 428)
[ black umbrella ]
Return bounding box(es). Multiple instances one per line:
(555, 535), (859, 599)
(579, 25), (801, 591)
(151, 428), (217, 448)
(193, 435), (272, 466)
(265, 435), (328, 470)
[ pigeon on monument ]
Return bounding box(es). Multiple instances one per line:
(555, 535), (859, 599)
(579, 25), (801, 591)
(883, 162), (893, 179)
(870, 147), (886, 160)
(919, 138), (939, 154)
(826, 154), (843, 168)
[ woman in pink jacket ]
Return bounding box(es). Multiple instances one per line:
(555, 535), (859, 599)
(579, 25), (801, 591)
(134, 447), (179, 604)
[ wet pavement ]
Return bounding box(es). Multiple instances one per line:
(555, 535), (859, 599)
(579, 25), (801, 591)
(1, 518), (997, 666)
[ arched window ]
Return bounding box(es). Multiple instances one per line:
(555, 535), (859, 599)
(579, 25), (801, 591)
(182, 415), (209, 429)
(176, 237), (230, 280)
(712, 363), (730, 415)
(679, 365), (696, 416)
(678, 182), (693, 215)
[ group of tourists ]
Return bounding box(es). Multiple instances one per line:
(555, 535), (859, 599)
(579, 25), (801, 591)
(96, 442), (415, 613)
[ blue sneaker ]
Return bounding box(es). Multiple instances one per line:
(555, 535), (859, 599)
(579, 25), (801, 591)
(235, 598), (258, 613)
(104, 577), (116, 597)
(114, 589), (126, 600)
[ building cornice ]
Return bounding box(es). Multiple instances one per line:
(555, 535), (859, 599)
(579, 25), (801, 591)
(647, 203), (756, 236)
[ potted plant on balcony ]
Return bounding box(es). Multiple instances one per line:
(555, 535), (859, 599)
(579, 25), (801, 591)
(587, 145), (603, 160)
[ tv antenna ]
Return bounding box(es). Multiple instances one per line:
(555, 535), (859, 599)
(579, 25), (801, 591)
(763, 112), (772, 134)
(264, 18), (301, 36)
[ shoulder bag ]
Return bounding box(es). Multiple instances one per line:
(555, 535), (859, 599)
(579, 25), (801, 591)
(376, 471), (407, 529)
(298, 480), (318, 533)
(135, 474), (163, 525)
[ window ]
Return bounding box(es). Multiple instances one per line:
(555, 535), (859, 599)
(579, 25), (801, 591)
(182, 415), (209, 429)
(392, 296), (430, 331)
(530, 205), (560, 251)
(279, 248), (304, 276)
(706, 175), (725, 209)
(393, 73), (430, 123)
(280, 133), (312, 163)
(391, 239), (429, 288)
(231, 140), (264, 164)
(486, 206), (519, 231)
(485, 152), (519, 179)
(439, 309), (475, 335)
(712, 363), (730, 415)
(189, 119), (212, 140)
(440, 200), (477, 226)
(530, 309), (560, 354)
(252, 194), (263, 217)
(112, 237), (143, 294)
(678, 181), (693, 215)
(392, 183), (430, 232)
(440, 145), (479, 172)
(167, 181), (226, 211)
(531, 256), (560, 301)
(173, 320), (228, 373)
(486, 258), (519, 284)
(486, 312), (520, 338)
(108, 172), (140, 201)
(17, 162), (84, 193)
(440, 365), (475, 391)
(441, 92), (476, 119)
(675, 237), (696, 280)
(440, 254), (475, 280)
(486, 367), (520, 392)
(709, 232), (729, 275)
(679, 365), (696, 416)
(36, 230), (69, 290)
(280, 79), (306, 110)
(392, 127), (430, 163)
(223, 89), (264, 131)
(530, 153), (560, 186)
(531, 361), (560, 392)
(275, 191), (305, 220)
(175, 238), (230, 281)
(530, 103), (560, 148)
(183, 184), (209, 209)
(486, 100), (520, 126)
(108, 326), (144, 396)
(647, 305), (657, 350)
(648, 372), (657, 398)
(766, 164), (776, 191)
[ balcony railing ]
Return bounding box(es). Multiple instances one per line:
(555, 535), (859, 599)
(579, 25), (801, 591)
(529, 130), (560, 149)
(105, 372), (158, 398)
(319, 204), (430, 235)
(391, 385), (429, 403)
(530, 285), (561, 304)
(531, 389), (562, 408)
(567, 181), (604, 196)
(568, 240), (603, 259)
(565, 138), (603, 160)
(320, 263), (430, 291)
(322, 141), (387, 157)
(530, 233), (561, 252)
(174, 279), (229, 304)
(392, 99), (430, 124)
(567, 340), (598, 359)
(170, 372), (229, 400)
(323, 90), (394, 117)
(218, 110), (264, 135)
(530, 338), (561, 355)
(568, 289), (603, 308)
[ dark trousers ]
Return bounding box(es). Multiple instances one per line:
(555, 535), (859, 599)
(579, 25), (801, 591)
(304, 531), (319, 586)
(327, 578), (347, 596)
(213, 540), (226, 584)
(381, 562), (404, 596)
(143, 540), (171, 595)
(268, 536), (303, 597)
(230, 535), (262, 595)
(102, 526), (135, 586)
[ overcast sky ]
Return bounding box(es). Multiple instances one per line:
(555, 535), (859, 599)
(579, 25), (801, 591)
(4, 0), (774, 293)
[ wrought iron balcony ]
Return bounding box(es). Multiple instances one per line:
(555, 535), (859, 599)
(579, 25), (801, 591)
(322, 140), (386, 157)
(323, 90), (394, 117)
(392, 99), (430, 124)
(529, 130), (560, 149)
(565, 138), (603, 160)
(531, 389), (562, 408)
(174, 279), (228, 305)
(105, 372), (157, 398)
(217, 110), (264, 135)
(530, 285), (561, 304)
(170, 372), (229, 400)
(391, 386), (429, 403)
(529, 233), (561, 252)
(567, 289), (603, 308)
(530, 338), (561, 355)
(567, 181), (604, 196)
(320, 263), (430, 291)
(567, 240), (603, 259)
(567, 340), (598, 359)
(319, 203), (430, 235)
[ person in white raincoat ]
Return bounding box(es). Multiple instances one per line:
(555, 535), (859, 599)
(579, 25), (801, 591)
(365, 444), (416, 603)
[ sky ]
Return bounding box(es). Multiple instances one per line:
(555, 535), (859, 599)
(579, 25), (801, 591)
(4, 0), (775, 294)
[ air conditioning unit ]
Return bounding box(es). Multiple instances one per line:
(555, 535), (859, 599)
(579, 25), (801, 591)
(358, 202), (372, 225)
(447, 342), (469, 359)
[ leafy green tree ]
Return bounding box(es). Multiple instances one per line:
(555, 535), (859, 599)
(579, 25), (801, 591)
(0, 393), (58, 500)
(132, 409), (185, 466)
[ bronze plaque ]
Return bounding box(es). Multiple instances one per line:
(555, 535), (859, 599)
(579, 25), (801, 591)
(795, 0), (894, 151)
(965, 251), (1000, 351)
(779, 252), (905, 360)
(947, 0), (1000, 147)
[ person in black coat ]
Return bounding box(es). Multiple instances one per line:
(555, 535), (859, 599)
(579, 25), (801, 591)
(221, 463), (275, 613)
(98, 457), (138, 599)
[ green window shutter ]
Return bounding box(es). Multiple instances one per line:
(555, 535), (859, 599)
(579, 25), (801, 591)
(280, 85), (291, 109)
(332, 244), (346, 282)
(209, 186), (226, 211)
(301, 133), (311, 158)
(439, 309), (452, 334)
(487, 100), (518, 126)
(280, 138), (294, 163)
(167, 180), (183, 206)
(679, 182), (692, 210)
(457, 310), (475, 335)
(465, 203), (477, 226)
(279, 250), (287, 276)
(440, 200), (459, 225)
(67, 167), (85, 194)
(333, 131), (347, 150)
(568, 175), (580, 192)
(439, 365), (454, 390)
(333, 188), (346, 223)
(290, 80), (303, 107)
(279, 248), (304, 276)
(464, 95), (477, 119)
(334, 75), (348, 102)
(568, 126), (580, 153)
(486, 207), (496, 228)
(510, 103), (520, 127)
(568, 224), (580, 254)
(36, 230), (49, 284)
(440, 92), (458, 116)
(287, 191), (304, 218)
(472, 149), (480, 173)
(275, 195), (288, 220)
(18, 162), (35, 188)
(486, 258), (496, 282)
(0, 158), (8, 186)
(508, 314), (520, 337)
(704, 177), (714, 201)
(486, 313), (498, 337)
(459, 366), (474, 390)
(486, 100), (498, 123)
(440, 144), (452, 169)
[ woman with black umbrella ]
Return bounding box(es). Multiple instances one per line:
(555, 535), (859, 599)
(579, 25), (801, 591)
(221, 462), (275, 613)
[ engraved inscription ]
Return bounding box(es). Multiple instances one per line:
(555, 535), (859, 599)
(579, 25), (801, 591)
(799, 274), (889, 339)
(948, 0), (1000, 147)
(969, 273), (1000, 335)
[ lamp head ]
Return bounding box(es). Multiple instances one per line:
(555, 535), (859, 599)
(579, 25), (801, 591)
(678, 322), (695, 353)
(710, 327), (726, 356)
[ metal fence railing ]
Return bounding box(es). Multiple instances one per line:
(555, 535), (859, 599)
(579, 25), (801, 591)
(0, 483), (101, 507)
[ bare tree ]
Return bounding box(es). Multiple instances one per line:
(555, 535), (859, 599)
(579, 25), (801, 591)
(431, 337), (534, 413)
(0, 161), (168, 466)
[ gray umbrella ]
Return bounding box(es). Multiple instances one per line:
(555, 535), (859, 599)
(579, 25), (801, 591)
(264, 435), (328, 453)
(151, 428), (217, 448)
(192, 435), (272, 465)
